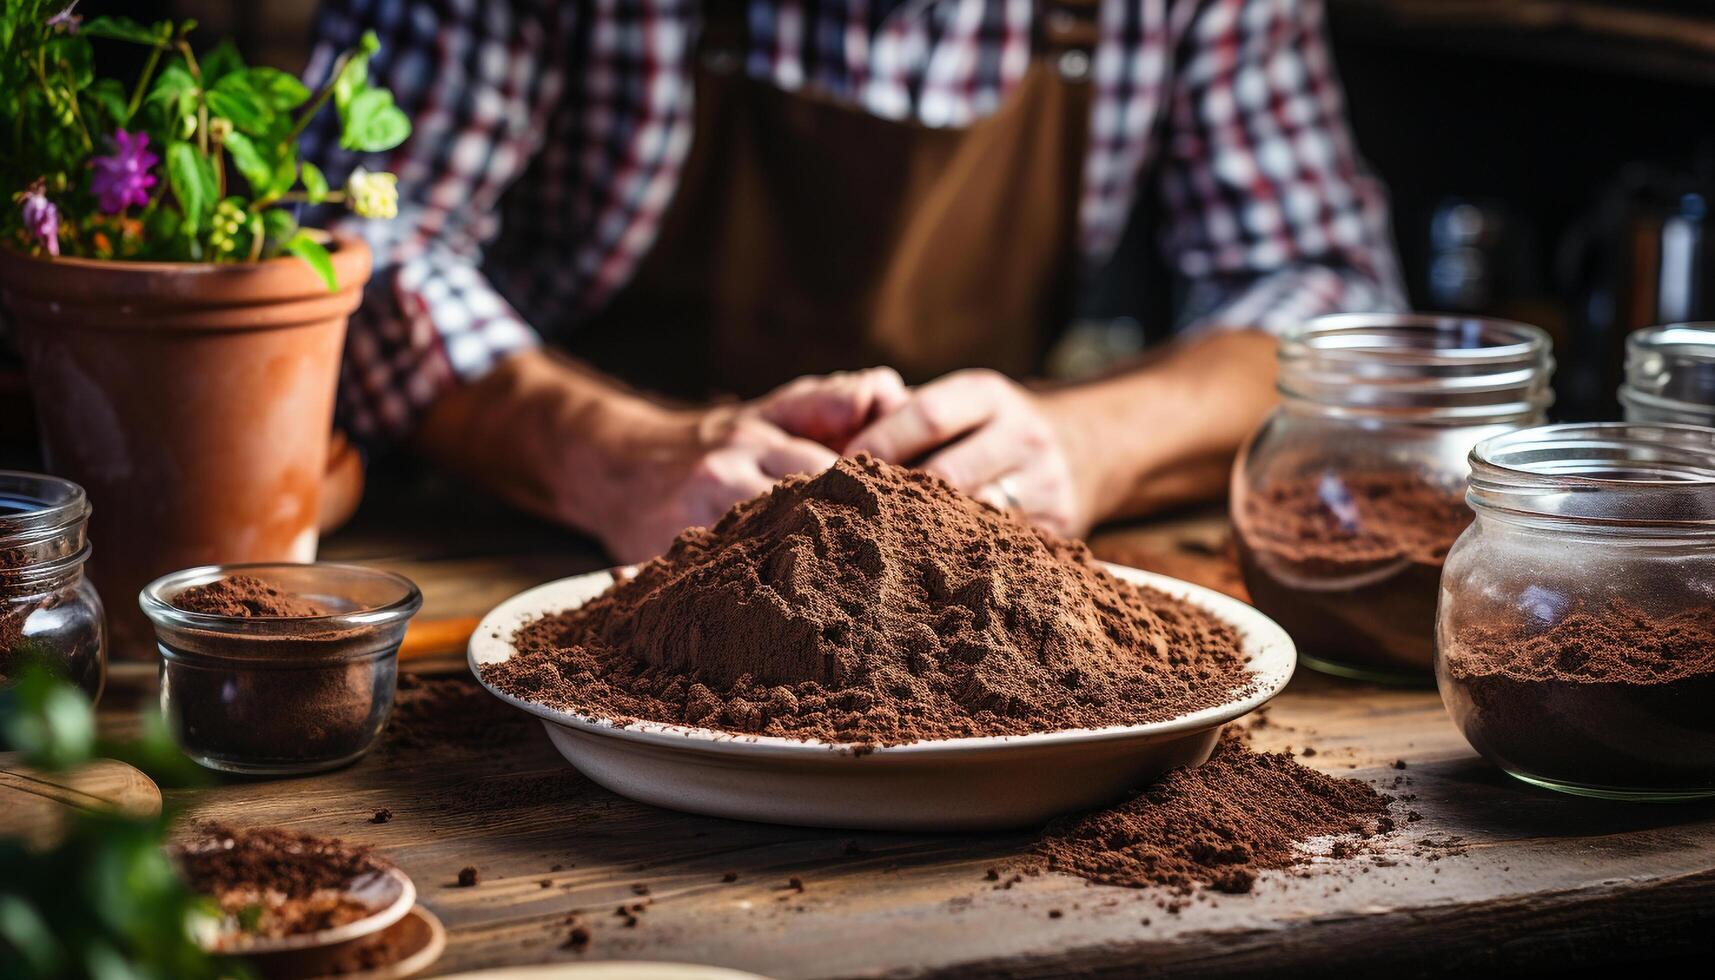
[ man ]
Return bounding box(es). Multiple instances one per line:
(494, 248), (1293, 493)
(304, 0), (1403, 562)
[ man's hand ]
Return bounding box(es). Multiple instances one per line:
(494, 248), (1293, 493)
(595, 368), (908, 563)
(846, 369), (1087, 538)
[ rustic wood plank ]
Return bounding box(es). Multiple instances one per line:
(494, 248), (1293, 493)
(99, 491), (1715, 977)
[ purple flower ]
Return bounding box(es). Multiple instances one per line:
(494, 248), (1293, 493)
(20, 188), (60, 257)
(89, 130), (159, 214)
(47, 3), (81, 33)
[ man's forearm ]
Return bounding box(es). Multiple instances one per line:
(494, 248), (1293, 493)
(413, 348), (690, 534)
(1041, 330), (1279, 525)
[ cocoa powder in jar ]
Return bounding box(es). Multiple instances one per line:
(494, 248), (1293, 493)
(1237, 469), (1471, 677)
(1442, 600), (1715, 794)
(163, 576), (387, 771)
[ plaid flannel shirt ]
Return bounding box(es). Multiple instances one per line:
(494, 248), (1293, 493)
(302, 0), (1405, 442)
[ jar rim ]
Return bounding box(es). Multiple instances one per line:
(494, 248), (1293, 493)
(1623, 323), (1715, 418)
(1278, 313), (1554, 423)
(139, 562), (424, 636)
(1284, 313), (1551, 365)
(0, 470), (90, 542)
(1468, 423), (1715, 530)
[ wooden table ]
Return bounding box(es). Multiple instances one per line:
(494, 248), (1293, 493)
(104, 474), (1715, 978)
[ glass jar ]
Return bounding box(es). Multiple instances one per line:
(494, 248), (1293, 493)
(140, 563), (422, 775)
(1619, 323), (1715, 426)
(1437, 423), (1715, 801)
(0, 471), (106, 702)
(1231, 313), (1553, 683)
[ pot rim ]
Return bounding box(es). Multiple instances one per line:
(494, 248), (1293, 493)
(0, 230), (366, 276)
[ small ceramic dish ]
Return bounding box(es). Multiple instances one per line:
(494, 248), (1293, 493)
(471, 563), (1295, 831)
(185, 855), (416, 956)
(241, 904), (446, 980)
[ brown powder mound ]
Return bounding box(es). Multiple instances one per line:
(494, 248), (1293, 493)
(1240, 470), (1471, 572)
(1442, 601), (1715, 792)
(485, 455), (1253, 745)
(1035, 730), (1392, 894)
(172, 575), (334, 618)
(172, 823), (388, 939)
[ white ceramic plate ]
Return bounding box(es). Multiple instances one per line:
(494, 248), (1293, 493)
(470, 563), (1295, 831)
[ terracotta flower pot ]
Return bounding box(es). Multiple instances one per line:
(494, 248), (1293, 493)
(0, 235), (371, 660)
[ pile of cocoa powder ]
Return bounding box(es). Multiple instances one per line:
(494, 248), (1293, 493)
(1443, 600), (1715, 792)
(1034, 729), (1393, 896)
(172, 823), (388, 939)
(1237, 469), (1471, 675)
(164, 576), (383, 770)
(484, 455), (1254, 745)
(174, 574), (334, 618)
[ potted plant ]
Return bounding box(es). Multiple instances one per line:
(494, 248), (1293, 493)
(0, 4), (409, 658)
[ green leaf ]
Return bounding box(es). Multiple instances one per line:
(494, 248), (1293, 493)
(0, 665), (96, 771)
(359, 29), (382, 56)
(146, 61), (195, 108)
(82, 78), (128, 130)
(199, 40), (244, 86)
(82, 16), (168, 47)
(247, 67), (311, 111)
(300, 161), (329, 203)
(283, 232), (338, 292)
(166, 140), (213, 229)
(221, 130), (272, 193)
(339, 88), (411, 152)
(263, 207), (297, 243)
(44, 35), (93, 90)
(332, 52), (369, 113)
(207, 74), (272, 134)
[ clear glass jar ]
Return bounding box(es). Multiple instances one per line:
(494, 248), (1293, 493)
(0, 471), (106, 702)
(1619, 323), (1715, 426)
(1232, 313), (1553, 683)
(139, 563), (422, 775)
(1437, 423), (1715, 801)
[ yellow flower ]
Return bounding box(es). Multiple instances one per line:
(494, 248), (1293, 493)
(345, 167), (398, 219)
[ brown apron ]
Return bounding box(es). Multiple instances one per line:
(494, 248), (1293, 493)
(570, 0), (1097, 401)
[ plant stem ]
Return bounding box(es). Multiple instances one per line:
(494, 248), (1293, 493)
(33, 52), (92, 152)
(284, 49), (353, 148)
(126, 45), (163, 123)
(212, 139), (225, 199)
(275, 190), (346, 204)
(177, 39), (208, 154)
(248, 213), (265, 262)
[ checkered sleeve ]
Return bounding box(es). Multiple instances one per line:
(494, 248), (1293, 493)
(1158, 0), (1406, 334)
(301, 0), (569, 443)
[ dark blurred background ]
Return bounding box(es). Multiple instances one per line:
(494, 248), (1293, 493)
(5, 0), (1714, 448)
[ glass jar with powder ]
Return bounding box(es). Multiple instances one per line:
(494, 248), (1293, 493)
(1231, 314), (1553, 683)
(1619, 323), (1715, 426)
(0, 471), (106, 702)
(1437, 423), (1715, 800)
(140, 563), (421, 775)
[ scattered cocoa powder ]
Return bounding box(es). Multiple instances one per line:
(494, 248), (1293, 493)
(1033, 730), (1392, 897)
(369, 808), (393, 824)
(383, 673), (534, 754)
(456, 866), (479, 887)
(1443, 600), (1715, 793)
(172, 823), (388, 939)
(1237, 470), (1470, 676)
(485, 456), (1253, 745)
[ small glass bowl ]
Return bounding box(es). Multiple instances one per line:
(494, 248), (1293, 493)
(139, 563), (422, 775)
